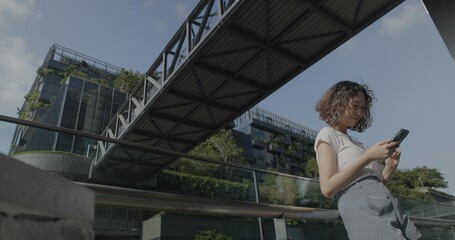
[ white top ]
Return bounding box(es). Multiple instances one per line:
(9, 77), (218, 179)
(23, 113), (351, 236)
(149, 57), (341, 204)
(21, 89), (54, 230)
(314, 127), (383, 187)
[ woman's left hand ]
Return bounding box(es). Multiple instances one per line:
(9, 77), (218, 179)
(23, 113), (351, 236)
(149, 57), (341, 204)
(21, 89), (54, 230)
(385, 150), (401, 171)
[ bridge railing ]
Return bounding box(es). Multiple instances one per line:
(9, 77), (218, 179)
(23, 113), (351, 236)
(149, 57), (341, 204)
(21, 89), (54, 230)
(144, 0), (240, 83)
(95, 0), (243, 166)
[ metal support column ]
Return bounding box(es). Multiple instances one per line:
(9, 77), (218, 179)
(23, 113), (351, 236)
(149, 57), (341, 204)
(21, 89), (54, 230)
(253, 171), (265, 240)
(273, 217), (288, 240)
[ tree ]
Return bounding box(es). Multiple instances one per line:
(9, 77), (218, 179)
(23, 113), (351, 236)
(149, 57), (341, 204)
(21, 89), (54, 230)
(190, 129), (244, 165)
(304, 155), (319, 179)
(170, 129), (244, 177)
(302, 154), (448, 202)
(386, 166), (448, 201)
(114, 69), (144, 93)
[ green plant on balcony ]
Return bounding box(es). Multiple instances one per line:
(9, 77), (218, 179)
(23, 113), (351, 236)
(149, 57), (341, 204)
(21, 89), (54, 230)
(59, 64), (88, 84)
(36, 66), (60, 77)
(290, 137), (304, 154)
(39, 64), (107, 87)
(16, 90), (49, 120)
(92, 78), (108, 86)
(268, 139), (286, 155)
(194, 227), (232, 240)
(251, 136), (266, 149)
(274, 154), (287, 169)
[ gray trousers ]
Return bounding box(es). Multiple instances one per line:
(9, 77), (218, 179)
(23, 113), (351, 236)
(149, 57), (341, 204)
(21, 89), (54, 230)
(336, 177), (421, 240)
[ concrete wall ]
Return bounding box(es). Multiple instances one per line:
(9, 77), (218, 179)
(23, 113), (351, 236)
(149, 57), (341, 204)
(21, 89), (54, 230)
(0, 153), (95, 240)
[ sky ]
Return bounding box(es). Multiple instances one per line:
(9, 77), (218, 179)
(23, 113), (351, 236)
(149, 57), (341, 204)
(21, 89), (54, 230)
(1, 0), (454, 195)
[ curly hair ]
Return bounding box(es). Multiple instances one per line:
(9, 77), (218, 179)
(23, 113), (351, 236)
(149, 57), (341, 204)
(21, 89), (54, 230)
(315, 81), (375, 132)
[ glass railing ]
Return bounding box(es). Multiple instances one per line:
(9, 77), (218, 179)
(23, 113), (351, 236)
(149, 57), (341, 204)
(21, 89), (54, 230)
(1, 115), (454, 240)
(398, 195), (455, 219)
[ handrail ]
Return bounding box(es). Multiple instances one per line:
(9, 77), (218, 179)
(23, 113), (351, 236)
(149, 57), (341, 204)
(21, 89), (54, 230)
(78, 182), (339, 220)
(409, 216), (455, 227)
(79, 182), (455, 227)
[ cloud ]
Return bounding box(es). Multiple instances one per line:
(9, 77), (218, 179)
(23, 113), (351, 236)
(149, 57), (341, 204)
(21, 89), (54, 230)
(175, 3), (189, 19)
(0, 36), (38, 117)
(380, 2), (426, 37)
(0, 0), (39, 117)
(0, 0), (36, 27)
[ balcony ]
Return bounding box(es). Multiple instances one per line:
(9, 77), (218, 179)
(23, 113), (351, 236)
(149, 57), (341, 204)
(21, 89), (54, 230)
(267, 142), (286, 154)
(251, 137), (266, 149)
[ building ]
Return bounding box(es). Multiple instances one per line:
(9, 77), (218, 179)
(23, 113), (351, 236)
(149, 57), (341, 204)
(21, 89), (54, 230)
(8, 45), (155, 239)
(233, 106), (317, 176)
(15, 76), (125, 155)
(11, 44), (125, 157)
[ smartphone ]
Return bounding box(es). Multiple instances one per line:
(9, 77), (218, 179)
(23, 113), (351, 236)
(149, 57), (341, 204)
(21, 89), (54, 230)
(390, 128), (409, 145)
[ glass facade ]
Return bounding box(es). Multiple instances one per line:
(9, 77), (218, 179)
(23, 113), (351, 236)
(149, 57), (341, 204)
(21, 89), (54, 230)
(13, 76), (126, 156)
(10, 44), (126, 156)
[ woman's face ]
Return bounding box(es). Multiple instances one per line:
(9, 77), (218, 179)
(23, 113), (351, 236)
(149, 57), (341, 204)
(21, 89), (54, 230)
(339, 91), (366, 128)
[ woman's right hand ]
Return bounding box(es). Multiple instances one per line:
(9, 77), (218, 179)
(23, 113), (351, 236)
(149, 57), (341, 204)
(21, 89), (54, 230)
(364, 140), (398, 163)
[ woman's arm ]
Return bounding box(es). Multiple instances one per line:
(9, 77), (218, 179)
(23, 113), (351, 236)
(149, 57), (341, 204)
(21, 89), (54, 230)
(317, 140), (397, 198)
(382, 151), (401, 183)
(317, 142), (371, 197)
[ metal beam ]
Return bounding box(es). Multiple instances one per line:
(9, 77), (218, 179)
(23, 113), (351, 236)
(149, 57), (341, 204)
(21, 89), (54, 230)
(277, 31), (343, 45)
(210, 90), (261, 102)
(193, 62), (269, 93)
(227, 25), (308, 67)
(168, 89), (243, 114)
(132, 129), (195, 145)
(271, 7), (313, 44)
(148, 112), (217, 132)
(194, 0), (215, 44)
(199, 46), (259, 60)
(294, 0), (353, 35)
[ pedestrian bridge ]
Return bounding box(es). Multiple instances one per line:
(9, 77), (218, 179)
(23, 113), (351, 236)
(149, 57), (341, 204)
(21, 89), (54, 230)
(91, 0), (404, 181)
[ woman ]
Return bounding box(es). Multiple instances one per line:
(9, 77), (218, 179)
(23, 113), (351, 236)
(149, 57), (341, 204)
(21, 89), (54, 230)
(314, 81), (420, 239)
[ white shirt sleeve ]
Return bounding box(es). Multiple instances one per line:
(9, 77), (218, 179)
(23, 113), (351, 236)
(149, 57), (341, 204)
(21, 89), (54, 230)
(314, 127), (340, 165)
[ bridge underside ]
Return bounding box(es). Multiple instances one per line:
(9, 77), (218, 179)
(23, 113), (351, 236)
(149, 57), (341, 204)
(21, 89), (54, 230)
(90, 0), (404, 184)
